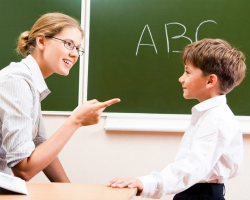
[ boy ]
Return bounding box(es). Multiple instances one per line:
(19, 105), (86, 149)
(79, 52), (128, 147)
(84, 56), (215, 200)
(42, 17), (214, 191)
(108, 39), (246, 200)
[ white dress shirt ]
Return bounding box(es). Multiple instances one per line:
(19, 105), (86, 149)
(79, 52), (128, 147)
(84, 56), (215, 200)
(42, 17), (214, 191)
(0, 55), (50, 175)
(138, 95), (243, 198)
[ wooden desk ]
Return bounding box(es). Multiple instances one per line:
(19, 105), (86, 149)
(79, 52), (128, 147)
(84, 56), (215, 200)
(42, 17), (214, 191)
(1, 182), (137, 200)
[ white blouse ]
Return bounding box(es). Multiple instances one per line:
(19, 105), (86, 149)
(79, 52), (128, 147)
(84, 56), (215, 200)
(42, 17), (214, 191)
(0, 55), (50, 175)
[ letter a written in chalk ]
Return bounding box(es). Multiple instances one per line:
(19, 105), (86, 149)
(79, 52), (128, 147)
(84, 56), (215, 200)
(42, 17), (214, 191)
(136, 24), (158, 56)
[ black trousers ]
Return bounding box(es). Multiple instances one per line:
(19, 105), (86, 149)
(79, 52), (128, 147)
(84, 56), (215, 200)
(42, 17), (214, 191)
(173, 183), (225, 200)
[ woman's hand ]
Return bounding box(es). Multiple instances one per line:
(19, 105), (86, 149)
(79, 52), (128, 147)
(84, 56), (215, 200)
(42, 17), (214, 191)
(71, 98), (120, 126)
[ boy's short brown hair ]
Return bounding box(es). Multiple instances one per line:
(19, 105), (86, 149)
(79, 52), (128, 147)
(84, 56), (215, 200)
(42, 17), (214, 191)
(182, 38), (246, 94)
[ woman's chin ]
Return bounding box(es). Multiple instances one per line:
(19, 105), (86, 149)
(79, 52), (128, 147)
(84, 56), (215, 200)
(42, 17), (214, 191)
(59, 70), (70, 76)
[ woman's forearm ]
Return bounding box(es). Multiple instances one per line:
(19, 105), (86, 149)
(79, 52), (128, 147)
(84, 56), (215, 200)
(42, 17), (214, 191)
(43, 156), (70, 182)
(12, 118), (79, 181)
(11, 98), (120, 181)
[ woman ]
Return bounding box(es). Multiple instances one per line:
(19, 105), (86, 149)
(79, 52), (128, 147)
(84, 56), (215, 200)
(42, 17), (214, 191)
(0, 13), (119, 182)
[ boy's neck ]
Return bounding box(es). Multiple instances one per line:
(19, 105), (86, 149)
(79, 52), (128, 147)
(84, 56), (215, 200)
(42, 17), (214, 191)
(198, 92), (222, 103)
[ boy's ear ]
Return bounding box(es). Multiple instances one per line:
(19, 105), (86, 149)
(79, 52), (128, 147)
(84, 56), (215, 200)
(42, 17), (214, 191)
(36, 35), (46, 51)
(206, 74), (218, 89)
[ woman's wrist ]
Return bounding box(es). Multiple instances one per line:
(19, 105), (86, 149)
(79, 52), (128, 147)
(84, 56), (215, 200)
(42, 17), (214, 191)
(66, 114), (82, 130)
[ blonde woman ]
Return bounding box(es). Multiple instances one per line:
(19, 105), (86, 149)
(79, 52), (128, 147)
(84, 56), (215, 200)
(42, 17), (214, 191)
(0, 13), (120, 182)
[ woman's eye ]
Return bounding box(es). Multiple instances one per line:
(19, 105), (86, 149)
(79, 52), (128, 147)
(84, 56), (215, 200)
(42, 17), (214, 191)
(66, 42), (72, 46)
(64, 41), (73, 48)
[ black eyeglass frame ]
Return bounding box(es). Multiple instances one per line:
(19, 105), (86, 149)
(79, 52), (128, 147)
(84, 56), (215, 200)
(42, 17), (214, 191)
(46, 36), (84, 56)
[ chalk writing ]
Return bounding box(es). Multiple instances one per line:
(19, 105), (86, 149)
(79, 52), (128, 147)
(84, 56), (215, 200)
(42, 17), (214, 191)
(136, 20), (217, 55)
(136, 24), (158, 56)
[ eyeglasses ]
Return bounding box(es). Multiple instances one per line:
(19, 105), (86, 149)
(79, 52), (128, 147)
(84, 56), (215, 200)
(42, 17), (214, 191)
(46, 36), (84, 56)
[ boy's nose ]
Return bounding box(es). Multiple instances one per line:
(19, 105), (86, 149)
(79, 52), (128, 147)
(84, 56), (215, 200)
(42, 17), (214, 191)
(179, 75), (184, 83)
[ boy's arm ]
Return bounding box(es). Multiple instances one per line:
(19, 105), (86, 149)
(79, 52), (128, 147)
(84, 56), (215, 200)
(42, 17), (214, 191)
(108, 178), (143, 195)
(108, 118), (235, 198)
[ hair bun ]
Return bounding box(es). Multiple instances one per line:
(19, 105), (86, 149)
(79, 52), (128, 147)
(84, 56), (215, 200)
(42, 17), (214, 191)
(16, 31), (30, 57)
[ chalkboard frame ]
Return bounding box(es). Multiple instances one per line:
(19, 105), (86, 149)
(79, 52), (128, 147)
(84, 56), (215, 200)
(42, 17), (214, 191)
(83, 0), (250, 134)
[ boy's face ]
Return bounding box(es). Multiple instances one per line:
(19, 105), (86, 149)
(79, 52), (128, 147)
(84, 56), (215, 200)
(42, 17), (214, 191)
(179, 63), (209, 102)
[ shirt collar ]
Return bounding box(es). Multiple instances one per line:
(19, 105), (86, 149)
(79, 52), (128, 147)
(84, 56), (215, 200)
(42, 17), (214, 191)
(191, 95), (227, 124)
(21, 55), (51, 101)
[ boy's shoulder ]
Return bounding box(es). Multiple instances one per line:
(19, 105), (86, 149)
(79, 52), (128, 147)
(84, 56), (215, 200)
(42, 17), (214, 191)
(194, 96), (239, 130)
(200, 103), (240, 135)
(205, 103), (235, 121)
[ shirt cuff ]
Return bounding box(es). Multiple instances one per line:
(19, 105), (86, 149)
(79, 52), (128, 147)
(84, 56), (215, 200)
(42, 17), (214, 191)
(137, 174), (158, 198)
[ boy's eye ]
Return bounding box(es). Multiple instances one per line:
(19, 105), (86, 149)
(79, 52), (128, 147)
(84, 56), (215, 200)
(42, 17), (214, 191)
(185, 71), (190, 74)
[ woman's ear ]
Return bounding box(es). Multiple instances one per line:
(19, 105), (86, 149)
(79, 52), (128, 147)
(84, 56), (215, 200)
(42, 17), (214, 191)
(206, 74), (218, 89)
(36, 35), (46, 51)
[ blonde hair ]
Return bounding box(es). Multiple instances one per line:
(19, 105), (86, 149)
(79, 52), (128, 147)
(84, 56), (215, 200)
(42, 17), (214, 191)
(182, 38), (246, 94)
(16, 12), (84, 57)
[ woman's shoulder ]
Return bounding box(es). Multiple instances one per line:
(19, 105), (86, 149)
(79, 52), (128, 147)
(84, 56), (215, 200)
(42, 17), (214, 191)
(0, 61), (36, 95)
(0, 60), (33, 82)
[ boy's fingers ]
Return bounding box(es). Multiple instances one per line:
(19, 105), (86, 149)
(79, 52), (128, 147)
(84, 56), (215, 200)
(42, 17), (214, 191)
(107, 178), (121, 186)
(96, 98), (120, 109)
(128, 181), (141, 188)
(117, 180), (134, 188)
(108, 178), (141, 189)
(128, 183), (137, 188)
(108, 178), (127, 187)
(111, 179), (126, 187)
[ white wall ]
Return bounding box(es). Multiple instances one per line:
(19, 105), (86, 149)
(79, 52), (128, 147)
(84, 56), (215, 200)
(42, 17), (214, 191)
(30, 115), (250, 200)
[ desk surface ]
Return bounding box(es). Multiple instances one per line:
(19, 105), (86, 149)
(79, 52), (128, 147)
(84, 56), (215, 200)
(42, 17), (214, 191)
(1, 182), (137, 200)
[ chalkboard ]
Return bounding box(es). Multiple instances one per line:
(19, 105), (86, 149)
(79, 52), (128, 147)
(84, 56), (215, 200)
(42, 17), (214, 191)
(86, 0), (250, 116)
(0, 0), (82, 113)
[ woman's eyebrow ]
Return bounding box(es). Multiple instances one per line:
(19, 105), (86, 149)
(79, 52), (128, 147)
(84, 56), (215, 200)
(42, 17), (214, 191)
(64, 38), (82, 48)
(70, 39), (81, 47)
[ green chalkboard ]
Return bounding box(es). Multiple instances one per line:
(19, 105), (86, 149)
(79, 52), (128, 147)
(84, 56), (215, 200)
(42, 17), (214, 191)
(0, 0), (82, 113)
(87, 0), (250, 115)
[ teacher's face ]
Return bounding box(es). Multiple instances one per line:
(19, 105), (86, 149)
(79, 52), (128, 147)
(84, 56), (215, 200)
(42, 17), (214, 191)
(43, 26), (82, 77)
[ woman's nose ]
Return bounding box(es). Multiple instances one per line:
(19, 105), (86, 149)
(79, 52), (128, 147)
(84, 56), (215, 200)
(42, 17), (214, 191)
(70, 47), (79, 58)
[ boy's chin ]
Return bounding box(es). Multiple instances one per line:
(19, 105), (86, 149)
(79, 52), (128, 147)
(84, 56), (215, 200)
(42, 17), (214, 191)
(183, 94), (189, 99)
(183, 94), (195, 100)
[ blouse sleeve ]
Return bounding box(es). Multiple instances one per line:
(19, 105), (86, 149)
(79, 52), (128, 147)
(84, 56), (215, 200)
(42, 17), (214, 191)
(0, 73), (35, 168)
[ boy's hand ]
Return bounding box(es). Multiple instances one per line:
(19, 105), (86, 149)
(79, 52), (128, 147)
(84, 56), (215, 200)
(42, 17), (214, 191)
(71, 98), (120, 126)
(107, 178), (143, 195)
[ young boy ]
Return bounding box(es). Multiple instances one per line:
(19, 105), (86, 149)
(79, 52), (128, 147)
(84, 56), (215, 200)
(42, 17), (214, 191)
(108, 39), (246, 200)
